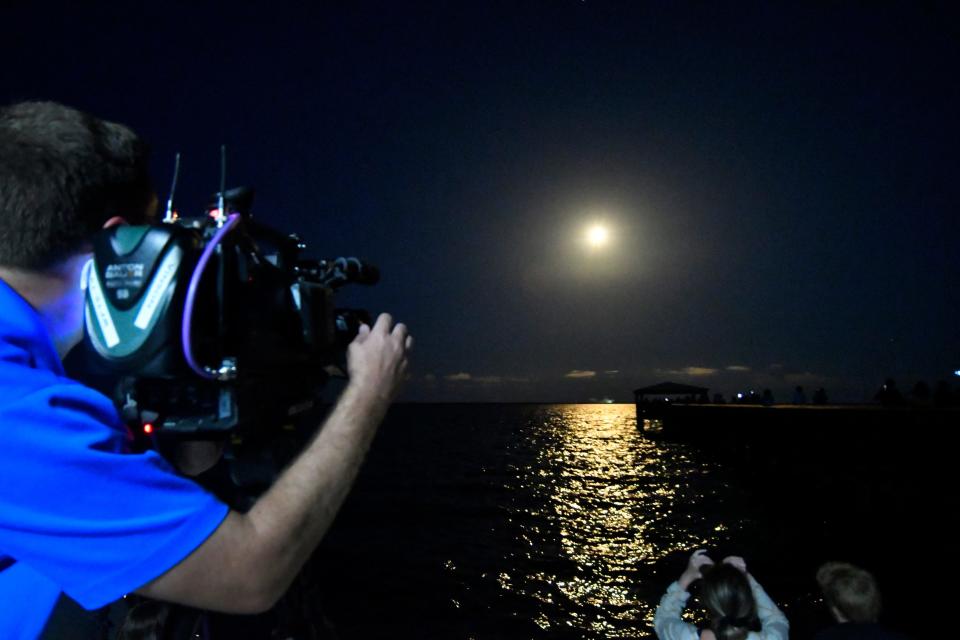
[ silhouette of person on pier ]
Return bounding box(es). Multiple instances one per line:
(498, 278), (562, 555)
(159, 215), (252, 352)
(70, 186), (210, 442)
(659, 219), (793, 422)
(909, 381), (930, 405)
(874, 378), (905, 407)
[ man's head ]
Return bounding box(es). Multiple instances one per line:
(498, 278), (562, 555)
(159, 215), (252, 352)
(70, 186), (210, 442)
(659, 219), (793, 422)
(816, 561), (882, 624)
(0, 101), (154, 270)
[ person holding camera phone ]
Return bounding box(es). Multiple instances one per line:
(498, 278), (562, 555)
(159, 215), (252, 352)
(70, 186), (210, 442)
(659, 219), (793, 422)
(0, 101), (411, 638)
(653, 549), (789, 640)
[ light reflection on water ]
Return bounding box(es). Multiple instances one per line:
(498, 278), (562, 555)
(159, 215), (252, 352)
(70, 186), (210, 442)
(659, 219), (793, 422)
(498, 404), (736, 637)
(319, 402), (932, 638)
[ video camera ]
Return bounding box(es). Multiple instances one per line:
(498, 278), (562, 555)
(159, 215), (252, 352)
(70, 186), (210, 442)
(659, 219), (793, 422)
(79, 183), (378, 443)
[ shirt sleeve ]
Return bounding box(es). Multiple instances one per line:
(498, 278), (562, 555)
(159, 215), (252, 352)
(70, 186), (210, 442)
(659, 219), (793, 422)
(0, 381), (229, 610)
(653, 581), (699, 640)
(748, 575), (790, 640)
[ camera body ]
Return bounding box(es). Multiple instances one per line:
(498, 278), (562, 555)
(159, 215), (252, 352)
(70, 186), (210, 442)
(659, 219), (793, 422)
(79, 187), (375, 439)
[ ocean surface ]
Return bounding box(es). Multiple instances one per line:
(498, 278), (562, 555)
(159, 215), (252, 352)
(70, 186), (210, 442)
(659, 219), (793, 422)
(303, 404), (941, 639)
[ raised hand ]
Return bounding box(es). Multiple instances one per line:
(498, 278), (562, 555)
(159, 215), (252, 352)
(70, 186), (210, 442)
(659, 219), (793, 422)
(679, 549), (715, 589)
(347, 313), (412, 403)
(722, 556), (748, 574)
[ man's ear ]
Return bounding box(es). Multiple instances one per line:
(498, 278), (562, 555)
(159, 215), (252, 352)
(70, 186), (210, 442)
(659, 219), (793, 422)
(102, 216), (128, 229)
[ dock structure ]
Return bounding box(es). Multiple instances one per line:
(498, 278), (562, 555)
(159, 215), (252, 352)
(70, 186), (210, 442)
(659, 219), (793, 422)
(633, 381), (958, 441)
(633, 381), (710, 404)
(633, 381), (710, 433)
(633, 392), (958, 505)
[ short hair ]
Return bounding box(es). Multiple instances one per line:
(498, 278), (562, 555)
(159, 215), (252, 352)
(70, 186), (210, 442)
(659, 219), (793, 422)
(817, 561), (882, 623)
(0, 101), (153, 269)
(700, 564), (757, 640)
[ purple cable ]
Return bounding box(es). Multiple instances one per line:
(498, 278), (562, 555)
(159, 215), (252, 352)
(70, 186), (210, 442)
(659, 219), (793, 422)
(182, 213), (241, 379)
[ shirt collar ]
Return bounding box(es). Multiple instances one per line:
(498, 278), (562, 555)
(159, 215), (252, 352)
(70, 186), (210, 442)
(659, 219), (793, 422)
(0, 276), (66, 375)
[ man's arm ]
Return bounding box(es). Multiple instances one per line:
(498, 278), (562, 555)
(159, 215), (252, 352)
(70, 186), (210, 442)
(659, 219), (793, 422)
(136, 313), (409, 613)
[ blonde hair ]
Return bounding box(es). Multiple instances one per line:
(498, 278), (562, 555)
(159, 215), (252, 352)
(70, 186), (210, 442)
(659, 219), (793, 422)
(816, 561), (882, 623)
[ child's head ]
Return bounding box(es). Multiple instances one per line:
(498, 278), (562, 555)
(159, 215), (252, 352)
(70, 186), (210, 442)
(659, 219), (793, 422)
(701, 563), (757, 640)
(816, 561), (882, 623)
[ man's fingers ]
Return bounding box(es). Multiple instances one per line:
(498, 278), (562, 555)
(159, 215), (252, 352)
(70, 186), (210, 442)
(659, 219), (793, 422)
(392, 322), (408, 341)
(352, 323), (371, 344)
(405, 335), (414, 351)
(373, 313), (393, 333)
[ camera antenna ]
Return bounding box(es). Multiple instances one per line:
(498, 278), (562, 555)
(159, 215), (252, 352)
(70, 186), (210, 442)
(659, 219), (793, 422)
(162, 152), (181, 223)
(216, 144), (227, 227)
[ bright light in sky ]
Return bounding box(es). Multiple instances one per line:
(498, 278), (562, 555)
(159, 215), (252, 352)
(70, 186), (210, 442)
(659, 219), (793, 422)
(586, 224), (610, 248)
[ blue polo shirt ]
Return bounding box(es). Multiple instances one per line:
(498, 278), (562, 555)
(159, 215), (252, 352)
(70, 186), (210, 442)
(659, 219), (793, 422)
(0, 278), (229, 638)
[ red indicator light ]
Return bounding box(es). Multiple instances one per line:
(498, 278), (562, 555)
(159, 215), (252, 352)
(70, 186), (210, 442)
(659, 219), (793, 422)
(208, 208), (221, 218)
(143, 423), (154, 434)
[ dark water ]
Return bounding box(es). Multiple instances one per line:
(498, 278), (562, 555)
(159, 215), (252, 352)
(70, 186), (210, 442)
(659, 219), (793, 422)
(311, 404), (942, 639)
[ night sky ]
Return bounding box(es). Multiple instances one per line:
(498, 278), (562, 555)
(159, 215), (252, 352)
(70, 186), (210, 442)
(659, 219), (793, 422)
(3, 2), (958, 402)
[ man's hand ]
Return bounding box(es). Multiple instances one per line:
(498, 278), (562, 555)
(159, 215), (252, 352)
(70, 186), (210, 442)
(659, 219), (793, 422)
(347, 313), (411, 403)
(679, 549), (714, 590)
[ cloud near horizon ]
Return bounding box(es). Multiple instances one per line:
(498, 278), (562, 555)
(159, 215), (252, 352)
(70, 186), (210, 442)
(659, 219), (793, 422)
(657, 366), (718, 377)
(442, 372), (531, 384)
(726, 365), (751, 372)
(564, 370), (597, 379)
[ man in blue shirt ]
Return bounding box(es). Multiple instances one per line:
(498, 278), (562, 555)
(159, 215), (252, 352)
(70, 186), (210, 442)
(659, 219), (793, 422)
(0, 101), (411, 637)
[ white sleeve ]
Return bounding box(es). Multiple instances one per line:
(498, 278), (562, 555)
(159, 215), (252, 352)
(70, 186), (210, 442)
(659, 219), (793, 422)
(653, 581), (700, 640)
(748, 575), (790, 640)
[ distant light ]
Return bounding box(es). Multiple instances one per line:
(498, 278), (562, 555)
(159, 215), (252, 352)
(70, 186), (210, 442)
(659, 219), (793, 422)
(737, 393), (743, 399)
(954, 370), (960, 377)
(208, 208), (221, 219)
(143, 423), (154, 435)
